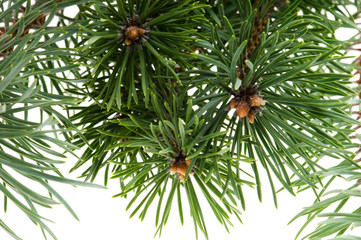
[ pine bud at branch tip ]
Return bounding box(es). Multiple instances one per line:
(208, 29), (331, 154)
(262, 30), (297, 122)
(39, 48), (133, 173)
(126, 26), (140, 40)
(170, 166), (177, 174)
(178, 174), (185, 181)
(230, 98), (238, 109)
(250, 95), (264, 107)
(170, 153), (193, 181)
(237, 101), (250, 118)
(247, 110), (255, 123)
(124, 39), (132, 46)
(177, 165), (187, 176)
(138, 28), (146, 35)
(229, 84), (265, 123)
(121, 15), (148, 46)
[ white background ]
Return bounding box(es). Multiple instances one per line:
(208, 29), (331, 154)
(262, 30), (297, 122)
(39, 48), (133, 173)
(1, 5), (361, 240)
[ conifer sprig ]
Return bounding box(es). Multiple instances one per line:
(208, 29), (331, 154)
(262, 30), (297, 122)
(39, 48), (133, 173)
(191, 0), (359, 207)
(71, 0), (209, 110)
(66, 1), (361, 239)
(0, 1), (104, 239)
(1, 0), (361, 239)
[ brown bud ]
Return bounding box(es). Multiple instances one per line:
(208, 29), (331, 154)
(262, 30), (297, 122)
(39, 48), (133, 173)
(247, 110), (256, 123)
(178, 173), (185, 181)
(124, 39), (132, 46)
(126, 26), (140, 40)
(250, 95), (264, 107)
(177, 165), (187, 176)
(236, 101), (250, 118)
(138, 28), (146, 35)
(230, 98), (238, 109)
(185, 159), (191, 166)
(170, 166), (178, 174)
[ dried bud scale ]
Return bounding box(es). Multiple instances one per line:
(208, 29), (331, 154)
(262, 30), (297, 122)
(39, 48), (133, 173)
(246, 9), (268, 60)
(0, 6), (48, 57)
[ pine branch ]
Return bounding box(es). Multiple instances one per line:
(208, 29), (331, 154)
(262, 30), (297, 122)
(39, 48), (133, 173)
(2, 0), (361, 239)
(0, 1), (104, 239)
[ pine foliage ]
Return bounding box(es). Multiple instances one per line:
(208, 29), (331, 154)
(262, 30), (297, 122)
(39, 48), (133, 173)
(1, 0), (361, 239)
